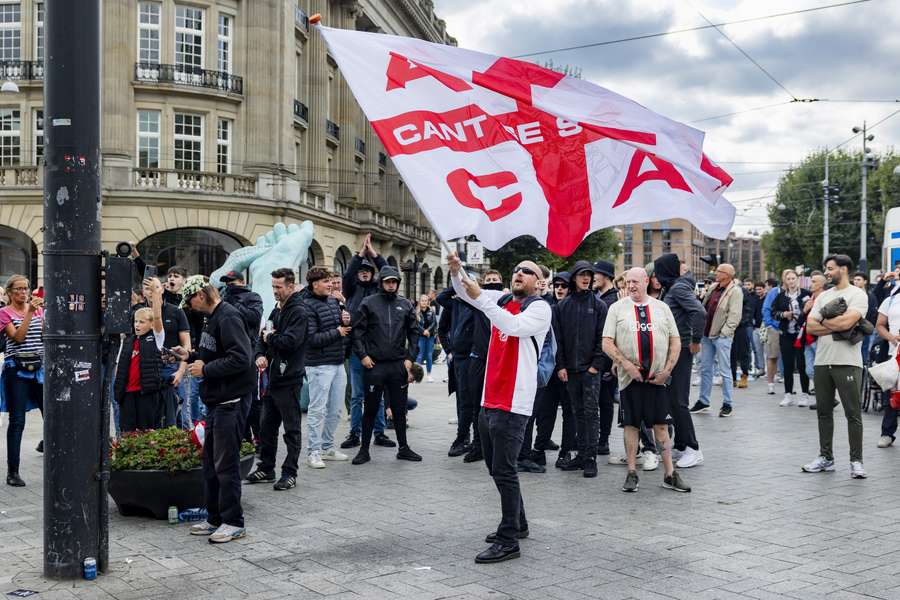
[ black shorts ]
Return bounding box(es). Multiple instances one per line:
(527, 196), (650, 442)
(620, 381), (672, 428)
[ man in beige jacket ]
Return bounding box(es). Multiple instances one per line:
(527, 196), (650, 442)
(690, 264), (743, 417)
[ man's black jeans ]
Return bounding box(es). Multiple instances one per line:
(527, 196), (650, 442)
(669, 349), (699, 451)
(479, 408), (529, 546)
(567, 371), (600, 457)
(362, 361), (409, 450)
(258, 384), (302, 478)
(203, 397), (247, 528)
(453, 356), (474, 442)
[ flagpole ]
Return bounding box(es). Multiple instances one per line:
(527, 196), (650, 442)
(312, 13), (467, 278)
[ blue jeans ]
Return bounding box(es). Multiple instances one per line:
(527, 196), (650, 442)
(181, 373), (206, 427)
(804, 342), (816, 382)
(416, 336), (435, 373)
(751, 328), (764, 371)
(348, 354), (384, 437)
(861, 334), (874, 365)
(699, 336), (734, 407)
(3, 368), (42, 473)
(306, 363), (346, 454)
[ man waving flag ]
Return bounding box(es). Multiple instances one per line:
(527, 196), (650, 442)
(317, 24), (735, 257)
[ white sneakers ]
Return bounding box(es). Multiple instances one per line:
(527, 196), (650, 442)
(797, 393), (811, 407)
(877, 435), (894, 448)
(209, 524), (246, 543)
(767, 383), (775, 395)
(676, 447), (704, 468)
(321, 448), (348, 461)
(190, 521), (217, 536)
(641, 452), (659, 472)
(307, 451), (326, 469)
(426, 375), (435, 383)
(691, 376), (700, 387)
(801, 456), (835, 472)
(850, 461), (867, 479)
(779, 393), (795, 407)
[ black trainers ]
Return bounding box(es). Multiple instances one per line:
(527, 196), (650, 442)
(555, 451), (573, 469)
(530, 449), (546, 466)
(516, 459), (546, 473)
(534, 439), (559, 451)
(397, 446), (422, 461)
(273, 475), (296, 491)
(485, 528), (529, 543)
(719, 405), (733, 418)
(560, 454), (584, 471)
(622, 470), (639, 492)
(582, 457), (598, 478)
(662, 470), (691, 492)
(351, 450), (371, 465)
(6, 472), (25, 487)
(463, 446), (484, 463)
(689, 401), (710, 414)
(340, 433), (360, 449)
(475, 543), (520, 564)
(245, 469), (276, 484)
(374, 433), (396, 448)
(597, 439), (610, 456)
(448, 437), (469, 457)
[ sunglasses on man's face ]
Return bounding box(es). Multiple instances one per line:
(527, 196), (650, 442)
(513, 266), (537, 277)
(553, 283), (568, 289)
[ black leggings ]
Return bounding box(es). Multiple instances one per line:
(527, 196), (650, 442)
(361, 361), (409, 450)
(779, 334), (809, 394)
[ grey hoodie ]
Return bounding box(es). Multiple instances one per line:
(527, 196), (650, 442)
(660, 272), (707, 347)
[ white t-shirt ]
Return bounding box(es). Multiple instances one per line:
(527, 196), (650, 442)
(810, 285), (869, 368)
(877, 290), (900, 348)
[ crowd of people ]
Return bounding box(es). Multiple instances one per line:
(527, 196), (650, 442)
(1, 228), (897, 561)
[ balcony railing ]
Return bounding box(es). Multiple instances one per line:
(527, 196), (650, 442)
(134, 62), (243, 95)
(0, 60), (43, 81)
(0, 165), (40, 186)
(354, 138), (366, 156)
(326, 119), (340, 141)
(133, 168), (256, 196)
(295, 6), (309, 31)
(293, 99), (308, 123)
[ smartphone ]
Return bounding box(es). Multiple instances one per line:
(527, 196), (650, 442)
(143, 265), (157, 281)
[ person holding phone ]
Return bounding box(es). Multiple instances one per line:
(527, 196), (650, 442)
(1, 275), (44, 487)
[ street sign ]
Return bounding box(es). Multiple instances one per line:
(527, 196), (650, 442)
(467, 241), (484, 265)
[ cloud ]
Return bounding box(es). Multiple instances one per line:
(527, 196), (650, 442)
(431, 0), (900, 234)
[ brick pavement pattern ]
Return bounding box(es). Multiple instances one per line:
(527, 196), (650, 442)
(2, 365), (900, 599)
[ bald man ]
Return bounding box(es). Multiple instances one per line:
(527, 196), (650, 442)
(602, 268), (688, 493)
(690, 264), (743, 418)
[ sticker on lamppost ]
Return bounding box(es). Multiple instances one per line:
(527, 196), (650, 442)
(466, 241), (484, 266)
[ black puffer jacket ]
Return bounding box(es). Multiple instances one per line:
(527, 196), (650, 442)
(191, 302), (255, 406)
(114, 331), (165, 403)
(255, 291), (308, 389)
(352, 267), (419, 362)
(555, 261), (609, 373)
(343, 254), (388, 315)
(303, 288), (346, 366)
(771, 287), (811, 335)
(655, 253), (706, 347)
(221, 284), (264, 337)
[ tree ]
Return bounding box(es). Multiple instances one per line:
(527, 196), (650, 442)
(484, 229), (618, 279)
(764, 149), (899, 275)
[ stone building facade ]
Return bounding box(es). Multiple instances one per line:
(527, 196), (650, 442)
(0, 0), (456, 298)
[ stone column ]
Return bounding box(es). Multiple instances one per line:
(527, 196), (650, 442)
(306, 0), (329, 194)
(101, 0), (135, 188)
(336, 0), (359, 204)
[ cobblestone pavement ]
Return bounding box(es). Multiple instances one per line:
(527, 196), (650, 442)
(2, 364), (900, 600)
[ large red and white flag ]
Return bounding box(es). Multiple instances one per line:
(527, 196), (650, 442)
(319, 26), (735, 256)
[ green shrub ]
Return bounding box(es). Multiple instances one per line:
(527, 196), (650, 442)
(110, 427), (255, 472)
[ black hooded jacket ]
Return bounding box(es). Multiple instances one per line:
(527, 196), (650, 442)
(436, 285), (475, 356)
(655, 253), (706, 347)
(190, 301), (255, 406)
(555, 261), (610, 373)
(221, 284), (264, 338)
(352, 266), (419, 363)
(343, 254), (388, 315)
(254, 290), (308, 389)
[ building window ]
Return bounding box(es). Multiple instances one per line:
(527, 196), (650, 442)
(623, 247), (632, 269)
(137, 109), (160, 168)
(662, 229), (672, 254)
(217, 14), (231, 73)
(33, 108), (41, 165)
(0, 108), (21, 166)
(174, 112), (202, 171)
(643, 232), (653, 266)
(0, 2), (21, 61)
(175, 5), (203, 73)
(216, 118), (230, 174)
(34, 2), (42, 62)
(138, 2), (161, 64)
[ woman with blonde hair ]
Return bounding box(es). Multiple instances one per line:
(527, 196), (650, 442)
(771, 268), (812, 407)
(1, 275), (44, 487)
(414, 294), (437, 383)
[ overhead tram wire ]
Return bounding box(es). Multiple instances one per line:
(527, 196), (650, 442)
(510, 0), (873, 59)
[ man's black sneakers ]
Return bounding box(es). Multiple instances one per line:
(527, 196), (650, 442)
(662, 470), (691, 492)
(448, 437), (469, 457)
(517, 459), (545, 473)
(475, 543), (520, 564)
(245, 469), (276, 484)
(622, 470), (639, 492)
(689, 401), (710, 414)
(374, 433), (396, 448)
(351, 450), (371, 465)
(597, 441), (610, 456)
(583, 457), (598, 478)
(719, 405), (733, 418)
(273, 475), (296, 491)
(485, 528), (529, 544)
(340, 433), (360, 449)
(396, 446), (422, 461)
(534, 439), (559, 451)
(560, 454), (584, 471)
(554, 451), (573, 469)
(463, 446), (484, 463)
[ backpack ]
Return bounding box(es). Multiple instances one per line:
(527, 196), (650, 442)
(497, 294), (557, 388)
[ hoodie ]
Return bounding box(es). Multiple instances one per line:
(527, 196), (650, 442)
(343, 254), (388, 315)
(255, 290), (308, 389)
(555, 260), (609, 373)
(352, 266), (419, 362)
(655, 253), (706, 347)
(221, 284), (264, 337)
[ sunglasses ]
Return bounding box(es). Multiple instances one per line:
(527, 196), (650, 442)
(553, 283), (568, 289)
(513, 266), (537, 277)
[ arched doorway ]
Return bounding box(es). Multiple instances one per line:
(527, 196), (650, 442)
(0, 225), (37, 286)
(301, 239), (325, 283)
(333, 245), (352, 275)
(137, 228), (244, 279)
(419, 263), (431, 297)
(387, 255), (398, 268)
(433, 266), (444, 291)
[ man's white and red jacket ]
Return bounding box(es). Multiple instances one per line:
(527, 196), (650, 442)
(451, 272), (551, 416)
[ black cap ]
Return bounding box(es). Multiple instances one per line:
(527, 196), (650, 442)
(219, 270), (244, 283)
(593, 260), (615, 279)
(570, 260), (595, 278)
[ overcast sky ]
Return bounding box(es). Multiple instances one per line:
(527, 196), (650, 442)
(431, 0), (900, 236)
